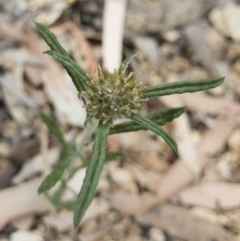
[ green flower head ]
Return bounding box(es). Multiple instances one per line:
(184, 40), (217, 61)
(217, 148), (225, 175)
(80, 64), (148, 123)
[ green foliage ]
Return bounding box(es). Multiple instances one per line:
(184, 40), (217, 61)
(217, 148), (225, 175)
(49, 180), (67, 208)
(45, 50), (89, 91)
(105, 151), (125, 161)
(110, 106), (185, 134)
(80, 63), (147, 123)
(35, 22), (68, 55)
(142, 77), (224, 98)
(130, 113), (178, 153)
(39, 112), (67, 147)
(35, 22), (224, 229)
(35, 22), (88, 93)
(38, 146), (71, 194)
(121, 53), (137, 73)
(73, 121), (111, 228)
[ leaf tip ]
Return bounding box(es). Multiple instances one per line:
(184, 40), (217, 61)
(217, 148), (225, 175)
(37, 186), (44, 195)
(219, 76), (225, 83)
(174, 146), (179, 155)
(73, 214), (80, 230)
(34, 21), (39, 27)
(213, 76), (225, 87)
(171, 139), (178, 155)
(34, 21), (44, 31)
(43, 50), (52, 55)
(182, 106), (187, 112)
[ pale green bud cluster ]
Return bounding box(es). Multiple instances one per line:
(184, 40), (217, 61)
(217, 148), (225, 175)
(79, 64), (148, 123)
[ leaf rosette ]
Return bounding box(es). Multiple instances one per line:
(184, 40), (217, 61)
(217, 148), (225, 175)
(35, 21), (225, 229)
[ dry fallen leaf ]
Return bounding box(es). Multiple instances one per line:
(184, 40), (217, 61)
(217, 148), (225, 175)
(136, 204), (238, 241)
(79, 219), (119, 241)
(107, 118), (237, 216)
(1, 65), (29, 124)
(155, 118), (237, 204)
(0, 21), (27, 43)
(12, 147), (60, 184)
(126, 163), (162, 192)
(65, 20), (97, 75)
(43, 198), (110, 232)
(26, 27), (87, 127)
(178, 181), (240, 210)
(107, 191), (157, 216)
(0, 177), (53, 230)
(41, 59), (86, 127)
(173, 113), (201, 176)
(180, 92), (240, 116)
(161, 92), (240, 117)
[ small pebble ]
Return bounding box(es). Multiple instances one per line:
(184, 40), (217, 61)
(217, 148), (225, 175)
(0, 142), (11, 157)
(10, 230), (43, 241)
(109, 167), (136, 192)
(228, 129), (240, 152)
(148, 227), (166, 241)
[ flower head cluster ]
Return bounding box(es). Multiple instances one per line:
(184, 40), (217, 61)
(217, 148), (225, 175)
(80, 64), (148, 123)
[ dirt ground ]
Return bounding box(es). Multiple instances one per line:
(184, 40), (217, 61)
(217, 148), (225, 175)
(0, 0), (240, 240)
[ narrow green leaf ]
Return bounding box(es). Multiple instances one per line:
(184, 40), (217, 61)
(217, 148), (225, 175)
(68, 165), (84, 179)
(38, 147), (70, 194)
(45, 50), (88, 80)
(49, 180), (66, 208)
(121, 54), (137, 73)
(66, 69), (86, 93)
(142, 77), (224, 98)
(62, 200), (76, 211)
(39, 112), (67, 147)
(45, 50), (89, 91)
(105, 151), (125, 161)
(35, 22), (89, 93)
(73, 121), (111, 228)
(131, 113), (178, 153)
(35, 22), (68, 56)
(84, 113), (92, 127)
(110, 107), (185, 135)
